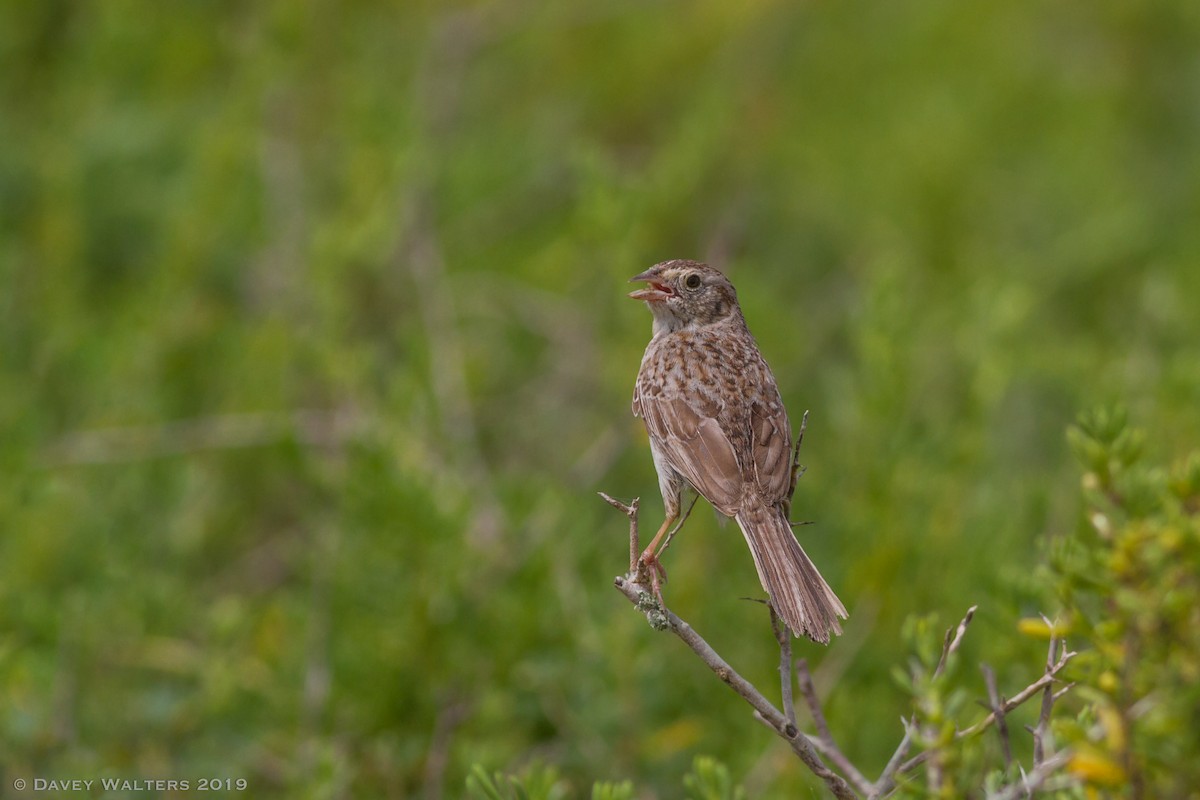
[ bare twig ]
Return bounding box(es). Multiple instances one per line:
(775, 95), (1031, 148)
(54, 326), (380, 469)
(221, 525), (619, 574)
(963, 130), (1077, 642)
(783, 410), (809, 521)
(1029, 625), (1064, 767)
(869, 718), (914, 799)
(892, 607), (1076, 788)
(1052, 683), (1075, 703)
(599, 492), (641, 572)
(771, 607), (798, 731)
(935, 605), (977, 679)
(958, 644), (1076, 739)
(797, 658), (830, 741)
(797, 659), (873, 796)
(981, 664), (1012, 767)
(896, 748), (930, 776)
(896, 645), (1076, 779)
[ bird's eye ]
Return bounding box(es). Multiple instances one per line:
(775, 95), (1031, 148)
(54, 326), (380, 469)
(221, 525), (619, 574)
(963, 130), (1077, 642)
(684, 273), (702, 290)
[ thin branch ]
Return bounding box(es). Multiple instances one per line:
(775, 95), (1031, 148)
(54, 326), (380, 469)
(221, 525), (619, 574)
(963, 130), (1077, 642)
(599, 493), (641, 572)
(771, 607), (798, 731)
(958, 646), (1076, 739)
(1030, 627), (1063, 767)
(895, 622), (1076, 782)
(981, 664), (1012, 767)
(783, 410), (809, 521)
(797, 659), (873, 796)
(897, 647), (1076, 780)
(790, 409), (809, 496)
(613, 575), (857, 799)
(935, 605), (977, 679)
(868, 718), (914, 799)
(797, 659), (833, 743)
(607, 498), (857, 799)
(897, 748), (930, 776)
(1052, 683), (1075, 703)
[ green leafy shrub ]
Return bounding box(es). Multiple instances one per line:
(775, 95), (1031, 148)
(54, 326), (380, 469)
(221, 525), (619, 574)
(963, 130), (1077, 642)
(466, 764), (566, 800)
(1049, 408), (1200, 796)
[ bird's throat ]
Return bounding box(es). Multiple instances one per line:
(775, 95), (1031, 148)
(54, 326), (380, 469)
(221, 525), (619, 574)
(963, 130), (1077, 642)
(649, 305), (689, 337)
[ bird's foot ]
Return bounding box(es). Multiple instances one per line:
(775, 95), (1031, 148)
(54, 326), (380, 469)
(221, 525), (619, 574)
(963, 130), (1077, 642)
(637, 553), (668, 610)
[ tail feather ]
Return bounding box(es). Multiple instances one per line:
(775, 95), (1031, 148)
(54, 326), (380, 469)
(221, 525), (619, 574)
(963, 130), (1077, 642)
(735, 503), (847, 643)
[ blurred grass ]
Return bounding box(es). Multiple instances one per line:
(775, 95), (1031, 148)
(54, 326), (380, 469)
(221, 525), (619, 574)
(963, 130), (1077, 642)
(1, 0), (1198, 796)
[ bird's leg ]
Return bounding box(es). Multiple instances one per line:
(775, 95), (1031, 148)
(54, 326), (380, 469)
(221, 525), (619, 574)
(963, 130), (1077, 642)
(638, 512), (676, 608)
(638, 493), (699, 607)
(655, 494), (699, 562)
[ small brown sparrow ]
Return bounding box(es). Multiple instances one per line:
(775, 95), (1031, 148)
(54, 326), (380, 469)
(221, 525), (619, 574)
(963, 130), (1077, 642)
(629, 259), (847, 643)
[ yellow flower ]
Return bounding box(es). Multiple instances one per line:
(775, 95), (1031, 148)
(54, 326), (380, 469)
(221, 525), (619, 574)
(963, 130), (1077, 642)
(1017, 617), (1071, 639)
(1068, 746), (1126, 786)
(1097, 704), (1126, 753)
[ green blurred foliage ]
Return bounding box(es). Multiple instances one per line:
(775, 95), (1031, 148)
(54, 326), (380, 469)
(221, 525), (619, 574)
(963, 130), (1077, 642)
(1, 0), (1198, 796)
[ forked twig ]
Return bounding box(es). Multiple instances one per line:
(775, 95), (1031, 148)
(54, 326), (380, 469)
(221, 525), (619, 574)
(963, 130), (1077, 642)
(897, 627), (1078, 778)
(607, 495), (857, 800)
(613, 574), (856, 799)
(1029, 621), (1068, 767)
(603, 497), (1077, 799)
(957, 642), (1076, 738)
(598, 492), (640, 572)
(796, 659), (873, 796)
(869, 718), (914, 798)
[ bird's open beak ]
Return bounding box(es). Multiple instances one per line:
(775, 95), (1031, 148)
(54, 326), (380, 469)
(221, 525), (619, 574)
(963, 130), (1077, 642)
(628, 270), (673, 302)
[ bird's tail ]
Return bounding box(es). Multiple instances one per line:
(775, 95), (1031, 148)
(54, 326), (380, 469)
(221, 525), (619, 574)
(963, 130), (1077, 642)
(735, 503), (847, 643)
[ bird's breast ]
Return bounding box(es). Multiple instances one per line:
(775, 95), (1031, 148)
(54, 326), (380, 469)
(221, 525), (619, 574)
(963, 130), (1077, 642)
(637, 329), (766, 424)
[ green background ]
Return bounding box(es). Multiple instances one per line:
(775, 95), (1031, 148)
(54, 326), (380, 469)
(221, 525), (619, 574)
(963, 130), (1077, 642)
(2, 1), (1198, 796)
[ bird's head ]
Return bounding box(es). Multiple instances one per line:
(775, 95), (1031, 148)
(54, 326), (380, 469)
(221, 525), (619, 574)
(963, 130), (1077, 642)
(628, 259), (740, 333)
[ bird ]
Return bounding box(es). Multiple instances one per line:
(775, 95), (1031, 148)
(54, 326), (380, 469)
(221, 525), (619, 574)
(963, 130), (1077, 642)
(628, 259), (847, 643)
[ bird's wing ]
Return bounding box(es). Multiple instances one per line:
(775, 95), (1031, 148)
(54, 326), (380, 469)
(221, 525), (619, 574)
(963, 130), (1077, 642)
(640, 393), (743, 515)
(749, 385), (793, 502)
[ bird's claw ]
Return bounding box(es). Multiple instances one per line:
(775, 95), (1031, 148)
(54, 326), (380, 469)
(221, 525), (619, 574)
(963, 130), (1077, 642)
(638, 553), (668, 610)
